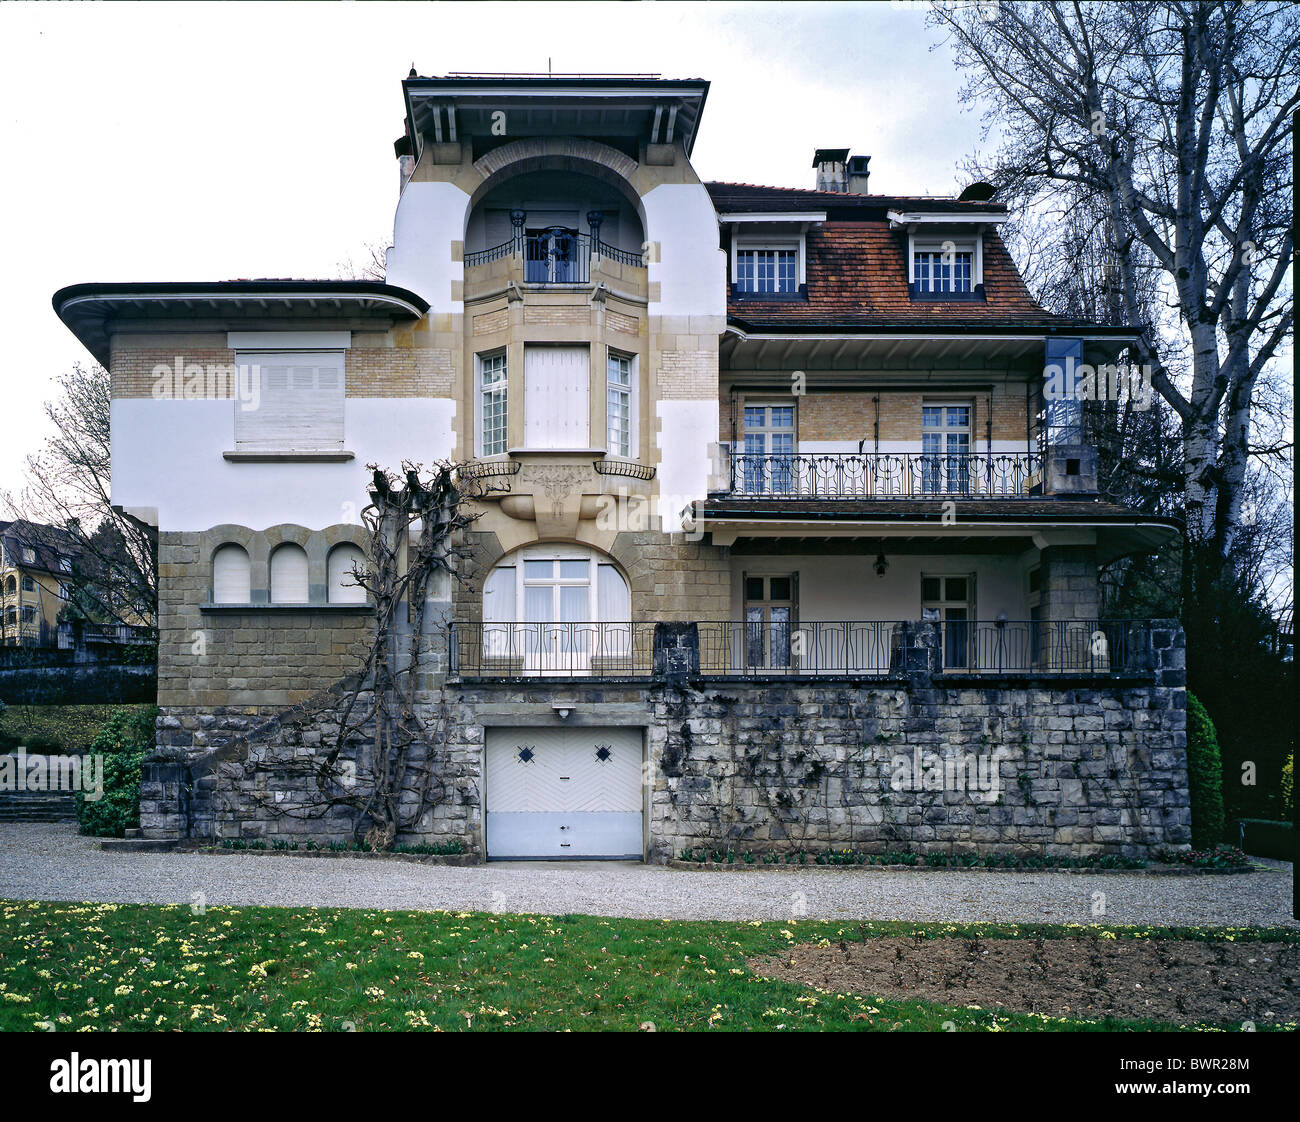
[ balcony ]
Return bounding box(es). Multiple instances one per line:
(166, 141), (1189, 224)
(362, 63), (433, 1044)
(720, 450), (1041, 499)
(450, 618), (1156, 679)
(465, 228), (643, 286)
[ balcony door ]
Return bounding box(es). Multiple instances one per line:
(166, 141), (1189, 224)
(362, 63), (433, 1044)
(740, 405), (795, 494)
(921, 574), (974, 670)
(744, 574), (795, 670)
(921, 404), (971, 494)
(524, 346), (589, 449)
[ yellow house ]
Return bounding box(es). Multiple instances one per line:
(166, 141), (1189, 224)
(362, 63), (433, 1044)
(0, 520), (77, 648)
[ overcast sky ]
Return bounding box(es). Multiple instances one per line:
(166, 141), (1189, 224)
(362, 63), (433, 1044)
(0, 0), (985, 495)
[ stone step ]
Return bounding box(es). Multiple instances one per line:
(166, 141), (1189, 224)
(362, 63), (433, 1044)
(0, 791), (78, 822)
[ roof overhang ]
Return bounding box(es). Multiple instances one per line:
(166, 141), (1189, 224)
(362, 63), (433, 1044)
(718, 211), (828, 225)
(52, 281), (430, 366)
(888, 209), (1008, 227)
(720, 324), (1139, 372)
(402, 76), (710, 157)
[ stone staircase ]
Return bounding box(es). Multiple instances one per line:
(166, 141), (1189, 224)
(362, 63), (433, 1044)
(0, 790), (77, 822)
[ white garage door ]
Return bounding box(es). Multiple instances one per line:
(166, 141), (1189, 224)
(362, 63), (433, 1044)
(485, 727), (643, 859)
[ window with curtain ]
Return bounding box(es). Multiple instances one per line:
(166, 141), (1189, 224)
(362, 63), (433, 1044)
(212, 544), (251, 604)
(269, 544), (309, 604)
(480, 546), (631, 669)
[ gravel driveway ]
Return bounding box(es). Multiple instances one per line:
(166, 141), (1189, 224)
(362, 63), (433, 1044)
(1, 823), (1294, 926)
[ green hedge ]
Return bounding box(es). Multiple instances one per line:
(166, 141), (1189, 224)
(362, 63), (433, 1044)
(1186, 692), (1226, 850)
(74, 706), (159, 838)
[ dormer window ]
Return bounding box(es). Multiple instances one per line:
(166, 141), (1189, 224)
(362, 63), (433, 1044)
(913, 241), (975, 293)
(735, 247), (799, 294)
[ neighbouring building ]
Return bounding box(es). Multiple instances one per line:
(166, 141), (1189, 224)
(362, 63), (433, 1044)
(0, 520), (77, 649)
(54, 73), (1190, 860)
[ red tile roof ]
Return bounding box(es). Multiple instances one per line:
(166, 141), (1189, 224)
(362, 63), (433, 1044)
(706, 183), (1065, 330)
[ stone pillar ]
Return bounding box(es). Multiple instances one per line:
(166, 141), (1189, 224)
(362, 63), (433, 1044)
(653, 622), (700, 682)
(139, 747), (189, 840)
(1038, 545), (1101, 670)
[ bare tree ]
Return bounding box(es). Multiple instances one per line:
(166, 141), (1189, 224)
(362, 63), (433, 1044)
(931, 1), (1296, 568)
(3, 363), (157, 636)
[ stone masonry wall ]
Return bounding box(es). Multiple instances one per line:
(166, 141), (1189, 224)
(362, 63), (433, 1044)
(142, 621), (1189, 859)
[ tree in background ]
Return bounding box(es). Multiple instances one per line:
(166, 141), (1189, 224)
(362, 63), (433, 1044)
(930, 0), (1295, 824)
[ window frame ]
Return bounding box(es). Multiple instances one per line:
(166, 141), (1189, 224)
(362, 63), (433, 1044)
(605, 348), (637, 459)
(908, 233), (983, 295)
(731, 235), (805, 296)
(475, 349), (509, 458)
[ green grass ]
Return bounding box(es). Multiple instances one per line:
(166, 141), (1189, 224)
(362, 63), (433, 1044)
(2, 899), (1295, 1032)
(0, 704), (152, 755)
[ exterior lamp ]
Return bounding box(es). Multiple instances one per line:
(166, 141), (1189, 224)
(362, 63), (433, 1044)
(873, 552), (889, 577)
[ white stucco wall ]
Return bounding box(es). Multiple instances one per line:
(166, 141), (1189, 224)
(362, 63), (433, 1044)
(642, 182), (727, 319)
(111, 398), (456, 531)
(385, 180), (472, 311)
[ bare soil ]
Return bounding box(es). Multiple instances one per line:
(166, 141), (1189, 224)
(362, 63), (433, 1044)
(751, 936), (1300, 1026)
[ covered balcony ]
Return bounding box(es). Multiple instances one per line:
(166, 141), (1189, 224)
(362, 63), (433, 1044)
(449, 617), (1159, 680)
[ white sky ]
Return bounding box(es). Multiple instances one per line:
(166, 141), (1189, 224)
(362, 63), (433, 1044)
(0, 0), (983, 494)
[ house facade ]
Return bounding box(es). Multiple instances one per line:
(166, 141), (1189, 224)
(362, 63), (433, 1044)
(55, 74), (1190, 860)
(0, 521), (77, 649)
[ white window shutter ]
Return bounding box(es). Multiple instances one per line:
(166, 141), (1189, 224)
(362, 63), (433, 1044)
(327, 545), (367, 604)
(524, 346), (589, 449)
(212, 545), (251, 604)
(234, 351), (345, 451)
(270, 545), (309, 603)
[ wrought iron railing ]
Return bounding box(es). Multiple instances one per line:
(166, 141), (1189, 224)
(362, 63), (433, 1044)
(464, 229), (644, 281)
(450, 619), (1154, 678)
(723, 450), (1041, 498)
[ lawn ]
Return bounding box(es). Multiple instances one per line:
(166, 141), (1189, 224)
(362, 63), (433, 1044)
(1, 899), (1295, 1032)
(0, 704), (152, 755)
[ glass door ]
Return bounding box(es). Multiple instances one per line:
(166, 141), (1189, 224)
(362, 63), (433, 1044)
(523, 558), (592, 673)
(741, 405), (795, 494)
(921, 574), (974, 670)
(922, 404), (971, 494)
(744, 574), (795, 671)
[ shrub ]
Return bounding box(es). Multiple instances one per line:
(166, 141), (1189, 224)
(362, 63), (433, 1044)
(74, 706), (158, 838)
(1185, 692), (1226, 850)
(1283, 755), (1293, 818)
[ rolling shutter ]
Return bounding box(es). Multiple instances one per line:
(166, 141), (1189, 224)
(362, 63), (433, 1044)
(270, 545), (309, 604)
(524, 346), (589, 449)
(234, 351), (345, 452)
(212, 545), (251, 604)
(327, 545), (367, 604)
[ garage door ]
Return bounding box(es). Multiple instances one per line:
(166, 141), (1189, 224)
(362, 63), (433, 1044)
(485, 727), (643, 859)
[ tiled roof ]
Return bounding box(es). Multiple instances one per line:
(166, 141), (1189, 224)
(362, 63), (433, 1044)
(706, 182), (1065, 330)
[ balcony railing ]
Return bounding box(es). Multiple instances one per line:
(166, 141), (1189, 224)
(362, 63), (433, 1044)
(723, 451), (1041, 499)
(464, 228), (643, 284)
(450, 619), (1154, 678)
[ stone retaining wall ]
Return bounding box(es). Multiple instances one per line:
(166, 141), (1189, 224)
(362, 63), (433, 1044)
(141, 620), (1189, 860)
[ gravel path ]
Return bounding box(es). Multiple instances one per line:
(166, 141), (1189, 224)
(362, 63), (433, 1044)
(1, 823), (1294, 927)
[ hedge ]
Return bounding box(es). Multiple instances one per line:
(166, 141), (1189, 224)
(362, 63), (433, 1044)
(1185, 691), (1226, 850)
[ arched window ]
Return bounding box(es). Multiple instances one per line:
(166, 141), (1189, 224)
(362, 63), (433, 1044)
(327, 544), (367, 604)
(269, 543), (309, 604)
(482, 544), (631, 667)
(212, 544), (251, 604)
(3, 575), (15, 596)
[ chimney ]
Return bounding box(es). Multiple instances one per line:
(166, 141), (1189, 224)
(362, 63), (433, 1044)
(812, 148), (851, 192)
(847, 154), (871, 194)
